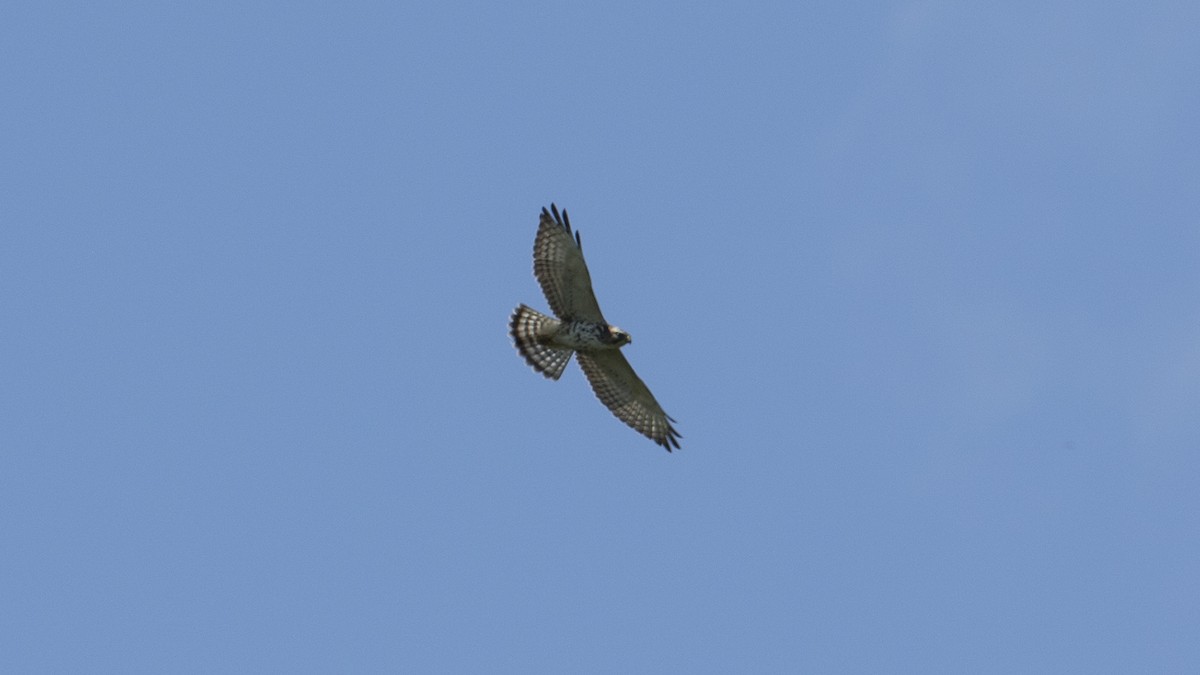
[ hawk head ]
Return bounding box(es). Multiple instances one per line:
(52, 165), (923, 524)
(608, 326), (632, 346)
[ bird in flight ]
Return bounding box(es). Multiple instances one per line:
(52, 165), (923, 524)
(510, 204), (681, 451)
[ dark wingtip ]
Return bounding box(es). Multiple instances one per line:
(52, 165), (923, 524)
(543, 203), (579, 248)
(550, 203), (567, 231)
(668, 423), (682, 451)
(654, 421), (682, 452)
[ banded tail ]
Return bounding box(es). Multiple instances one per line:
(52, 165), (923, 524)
(510, 304), (573, 380)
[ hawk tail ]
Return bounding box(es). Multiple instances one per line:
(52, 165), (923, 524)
(510, 304), (573, 380)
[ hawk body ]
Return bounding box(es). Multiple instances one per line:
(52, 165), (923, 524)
(557, 318), (629, 351)
(510, 205), (680, 451)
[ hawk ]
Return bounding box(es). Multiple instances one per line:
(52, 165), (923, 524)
(510, 204), (681, 451)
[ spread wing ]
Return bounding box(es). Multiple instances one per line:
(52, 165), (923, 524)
(575, 350), (681, 451)
(533, 204), (606, 323)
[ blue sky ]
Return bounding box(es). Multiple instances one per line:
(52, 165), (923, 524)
(3, 1), (1197, 672)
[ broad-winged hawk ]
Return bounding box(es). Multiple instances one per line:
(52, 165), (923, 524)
(510, 204), (681, 451)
